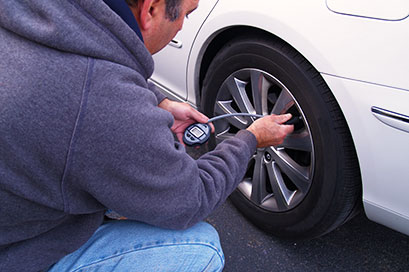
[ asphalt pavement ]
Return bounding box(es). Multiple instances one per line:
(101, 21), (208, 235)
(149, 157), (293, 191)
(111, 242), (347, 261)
(186, 145), (409, 272)
(207, 200), (409, 272)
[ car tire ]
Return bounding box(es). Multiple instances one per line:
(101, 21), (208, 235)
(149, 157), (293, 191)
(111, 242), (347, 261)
(201, 35), (361, 239)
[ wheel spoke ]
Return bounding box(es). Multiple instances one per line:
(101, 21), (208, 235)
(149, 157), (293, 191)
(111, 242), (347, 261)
(214, 100), (249, 129)
(279, 129), (313, 152)
(269, 148), (311, 193)
(250, 70), (269, 115)
(266, 161), (296, 209)
(271, 88), (294, 115)
(214, 99), (233, 115)
(225, 76), (256, 114)
(215, 129), (235, 143)
(250, 151), (270, 205)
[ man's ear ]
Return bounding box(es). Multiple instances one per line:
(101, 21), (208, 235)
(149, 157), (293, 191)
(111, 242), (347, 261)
(138, 0), (163, 31)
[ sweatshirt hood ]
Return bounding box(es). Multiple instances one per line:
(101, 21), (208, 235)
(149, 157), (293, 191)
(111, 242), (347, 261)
(0, 0), (153, 78)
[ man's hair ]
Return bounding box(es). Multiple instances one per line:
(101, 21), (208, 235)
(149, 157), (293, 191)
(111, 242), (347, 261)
(125, 0), (182, 21)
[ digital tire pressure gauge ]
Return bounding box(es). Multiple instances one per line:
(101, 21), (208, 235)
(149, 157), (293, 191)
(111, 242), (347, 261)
(183, 123), (211, 146)
(182, 113), (301, 146)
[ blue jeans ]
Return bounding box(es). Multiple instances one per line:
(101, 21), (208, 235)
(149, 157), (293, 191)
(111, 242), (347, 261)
(48, 220), (224, 272)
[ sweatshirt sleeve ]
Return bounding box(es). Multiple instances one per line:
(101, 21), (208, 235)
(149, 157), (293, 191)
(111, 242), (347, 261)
(147, 81), (166, 104)
(63, 61), (257, 229)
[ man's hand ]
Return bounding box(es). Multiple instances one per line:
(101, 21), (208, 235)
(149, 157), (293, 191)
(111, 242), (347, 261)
(246, 114), (294, 148)
(158, 98), (214, 145)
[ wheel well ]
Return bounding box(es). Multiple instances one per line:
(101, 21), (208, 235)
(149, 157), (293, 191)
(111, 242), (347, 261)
(198, 26), (274, 104)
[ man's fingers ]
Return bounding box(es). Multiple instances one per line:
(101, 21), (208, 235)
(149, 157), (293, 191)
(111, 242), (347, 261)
(274, 113), (292, 124)
(176, 133), (185, 146)
(187, 109), (215, 133)
(283, 123), (295, 134)
(208, 122), (215, 133)
(187, 108), (207, 122)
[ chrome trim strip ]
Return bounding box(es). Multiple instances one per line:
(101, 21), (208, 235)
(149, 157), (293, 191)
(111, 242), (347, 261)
(149, 79), (196, 107)
(371, 106), (409, 133)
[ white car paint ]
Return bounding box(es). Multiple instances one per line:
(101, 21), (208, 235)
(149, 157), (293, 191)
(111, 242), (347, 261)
(151, 0), (409, 236)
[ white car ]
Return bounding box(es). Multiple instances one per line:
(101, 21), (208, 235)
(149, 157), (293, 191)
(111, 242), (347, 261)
(151, 0), (409, 239)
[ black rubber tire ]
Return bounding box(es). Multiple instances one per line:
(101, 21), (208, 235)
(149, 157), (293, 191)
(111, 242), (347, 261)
(201, 35), (362, 239)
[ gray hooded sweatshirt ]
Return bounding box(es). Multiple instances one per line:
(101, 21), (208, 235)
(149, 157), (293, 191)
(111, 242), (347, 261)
(0, 0), (257, 271)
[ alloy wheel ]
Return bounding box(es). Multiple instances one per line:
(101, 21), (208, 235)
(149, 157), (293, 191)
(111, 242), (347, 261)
(213, 68), (315, 212)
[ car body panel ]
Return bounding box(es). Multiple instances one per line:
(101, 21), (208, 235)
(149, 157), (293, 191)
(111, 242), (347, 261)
(322, 75), (409, 232)
(365, 200), (409, 236)
(151, 0), (409, 236)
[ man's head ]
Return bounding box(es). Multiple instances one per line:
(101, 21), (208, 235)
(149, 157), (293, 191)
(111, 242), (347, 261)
(127, 0), (199, 54)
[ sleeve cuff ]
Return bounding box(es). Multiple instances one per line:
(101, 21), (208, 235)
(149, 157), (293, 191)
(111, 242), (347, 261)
(235, 129), (257, 157)
(148, 81), (167, 104)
